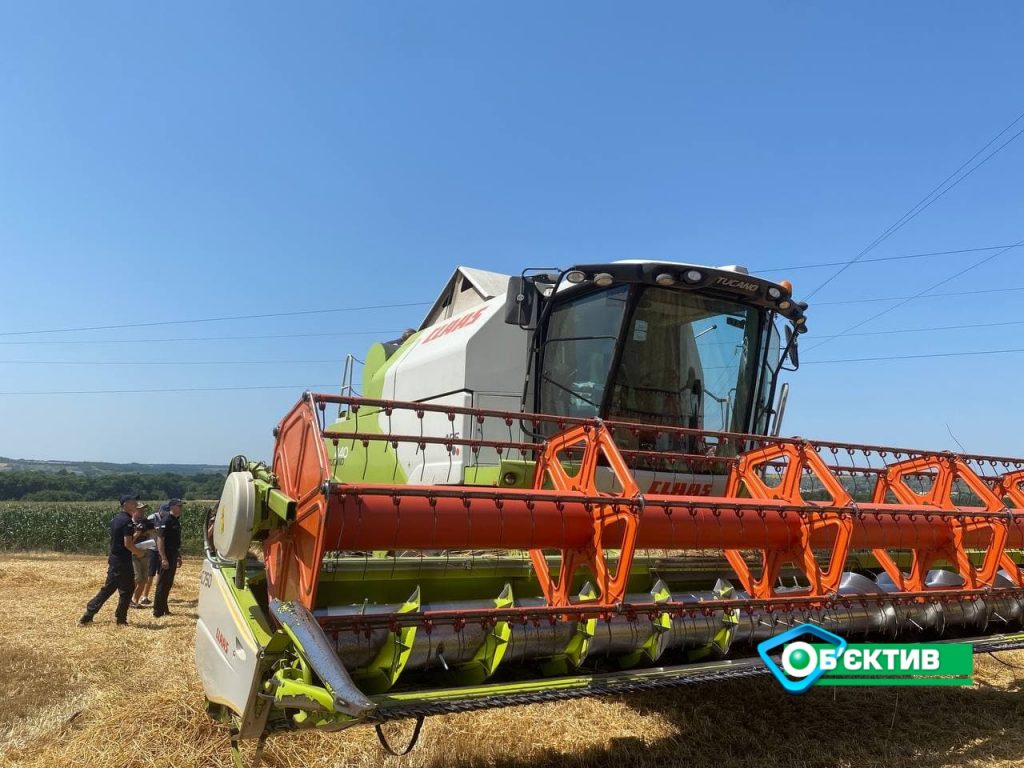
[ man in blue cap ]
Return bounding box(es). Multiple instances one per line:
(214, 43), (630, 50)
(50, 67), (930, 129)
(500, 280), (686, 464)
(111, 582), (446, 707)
(80, 494), (146, 625)
(153, 498), (184, 618)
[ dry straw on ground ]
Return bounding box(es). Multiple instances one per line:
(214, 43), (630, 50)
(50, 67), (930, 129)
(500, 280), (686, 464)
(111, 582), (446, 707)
(3, 553), (1024, 768)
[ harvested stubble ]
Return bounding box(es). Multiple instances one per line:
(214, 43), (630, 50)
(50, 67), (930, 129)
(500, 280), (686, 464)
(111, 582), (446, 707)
(4, 554), (1024, 768)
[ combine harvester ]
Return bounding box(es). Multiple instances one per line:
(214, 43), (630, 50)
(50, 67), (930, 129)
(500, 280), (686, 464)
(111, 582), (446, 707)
(196, 263), (1024, 763)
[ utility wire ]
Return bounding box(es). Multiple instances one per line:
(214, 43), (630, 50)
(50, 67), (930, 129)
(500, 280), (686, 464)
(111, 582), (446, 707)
(0, 302), (429, 337)
(0, 330), (401, 346)
(659, 315), (1024, 344)
(815, 285), (1024, 305)
(804, 347), (1024, 365)
(804, 108), (1024, 300)
(0, 251), (1016, 347)
(0, 384), (340, 396)
(755, 243), (1023, 274)
(0, 359), (343, 366)
(8, 318), (1017, 363)
(5, 346), (1024, 392)
(805, 238), (1024, 351)
(4, 314), (1024, 361)
(2, 300), (1021, 362)
(814, 318), (1024, 339)
(4, 346), (1024, 392)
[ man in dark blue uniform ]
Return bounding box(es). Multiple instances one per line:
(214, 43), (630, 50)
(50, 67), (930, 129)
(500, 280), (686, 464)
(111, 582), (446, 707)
(153, 498), (184, 618)
(80, 494), (146, 625)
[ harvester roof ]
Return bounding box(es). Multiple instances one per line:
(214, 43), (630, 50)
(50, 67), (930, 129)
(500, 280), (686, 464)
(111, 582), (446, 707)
(420, 266), (511, 329)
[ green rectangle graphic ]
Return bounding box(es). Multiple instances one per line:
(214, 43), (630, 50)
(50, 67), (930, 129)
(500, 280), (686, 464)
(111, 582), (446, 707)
(813, 643), (973, 677)
(819, 677), (973, 687)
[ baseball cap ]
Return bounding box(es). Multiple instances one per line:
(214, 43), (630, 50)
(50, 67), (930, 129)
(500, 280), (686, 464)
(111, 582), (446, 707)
(168, 498), (185, 507)
(119, 493), (139, 505)
(137, 502), (150, 511)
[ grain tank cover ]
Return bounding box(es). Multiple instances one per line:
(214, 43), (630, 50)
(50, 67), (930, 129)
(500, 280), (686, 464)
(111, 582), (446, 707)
(420, 266), (512, 329)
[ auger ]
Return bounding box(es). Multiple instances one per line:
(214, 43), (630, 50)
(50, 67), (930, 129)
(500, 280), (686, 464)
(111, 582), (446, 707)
(195, 262), (1024, 762)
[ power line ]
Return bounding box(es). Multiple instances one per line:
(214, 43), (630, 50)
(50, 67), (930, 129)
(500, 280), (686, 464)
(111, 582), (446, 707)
(0, 330), (403, 346)
(2, 348), (1022, 391)
(804, 108), (1024, 300)
(0, 384), (340, 396)
(814, 285), (1024, 305)
(805, 237), (1024, 351)
(804, 347), (1024, 365)
(755, 244), (1023, 274)
(814, 318), (1024, 339)
(0, 302), (429, 337)
(2, 317), (1016, 363)
(0, 359), (342, 366)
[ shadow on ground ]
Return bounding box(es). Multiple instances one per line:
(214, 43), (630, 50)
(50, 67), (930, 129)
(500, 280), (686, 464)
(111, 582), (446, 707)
(420, 674), (1024, 768)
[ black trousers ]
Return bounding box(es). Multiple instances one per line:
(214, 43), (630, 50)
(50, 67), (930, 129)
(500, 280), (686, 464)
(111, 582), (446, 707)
(153, 557), (179, 616)
(86, 557), (135, 623)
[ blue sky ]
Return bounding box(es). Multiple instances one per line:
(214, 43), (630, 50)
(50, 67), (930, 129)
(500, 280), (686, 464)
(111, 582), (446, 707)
(1, 3), (1023, 464)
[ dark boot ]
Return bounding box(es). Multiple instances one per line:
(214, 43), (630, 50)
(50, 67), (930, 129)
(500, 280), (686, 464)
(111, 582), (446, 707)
(153, 560), (178, 617)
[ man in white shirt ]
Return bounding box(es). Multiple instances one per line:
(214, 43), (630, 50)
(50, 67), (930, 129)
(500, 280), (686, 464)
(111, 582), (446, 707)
(129, 503), (158, 608)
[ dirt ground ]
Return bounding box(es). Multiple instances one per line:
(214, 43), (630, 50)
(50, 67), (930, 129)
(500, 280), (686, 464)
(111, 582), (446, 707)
(3, 553), (1024, 768)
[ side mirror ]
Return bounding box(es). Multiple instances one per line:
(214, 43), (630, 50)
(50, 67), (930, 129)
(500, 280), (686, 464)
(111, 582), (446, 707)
(784, 325), (800, 370)
(504, 277), (537, 329)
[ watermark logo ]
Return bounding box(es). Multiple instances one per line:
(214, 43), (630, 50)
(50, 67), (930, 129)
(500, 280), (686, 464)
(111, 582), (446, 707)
(758, 624), (973, 693)
(758, 624), (847, 693)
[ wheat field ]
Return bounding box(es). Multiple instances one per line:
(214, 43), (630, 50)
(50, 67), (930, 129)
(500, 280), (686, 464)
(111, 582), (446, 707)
(3, 552), (1024, 768)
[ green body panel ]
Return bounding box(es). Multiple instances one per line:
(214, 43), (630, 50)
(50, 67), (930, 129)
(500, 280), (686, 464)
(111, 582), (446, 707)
(326, 338), (415, 485)
(323, 334), (540, 490)
(252, 478), (296, 532)
(220, 563), (288, 652)
(312, 550), (1024, 611)
(352, 588), (420, 693)
(269, 662), (335, 711)
(315, 554), (656, 607)
(373, 657), (744, 705)
(617, 580), (673, 668)
(450, 584), (515, 684)
(463, 458), (538, 488)
(541, 583), (598, 676)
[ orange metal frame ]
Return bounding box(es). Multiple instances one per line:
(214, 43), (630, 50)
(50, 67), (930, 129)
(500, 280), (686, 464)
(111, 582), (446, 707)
(723, 441), (854, 599)
(868, 455), (1018, 591)
(529, 423), (640, 607)
(265, 396), (332, 606)
(266, 395), (1024, 611)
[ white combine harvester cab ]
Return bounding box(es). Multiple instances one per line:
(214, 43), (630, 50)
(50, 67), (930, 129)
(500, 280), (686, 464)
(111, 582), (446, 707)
(339, 261), (805, 493)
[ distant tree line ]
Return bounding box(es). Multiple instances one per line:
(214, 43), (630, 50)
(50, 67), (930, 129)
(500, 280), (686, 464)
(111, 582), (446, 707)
(0, 470), (225, 501)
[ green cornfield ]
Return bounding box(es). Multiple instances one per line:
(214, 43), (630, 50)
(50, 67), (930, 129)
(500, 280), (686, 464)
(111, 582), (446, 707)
(0, 501), (214, 555)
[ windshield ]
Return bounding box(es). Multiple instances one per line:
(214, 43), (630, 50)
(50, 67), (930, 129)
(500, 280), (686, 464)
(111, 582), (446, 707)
(538, 285), (629, 418)
(538, 285), (769, 434)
